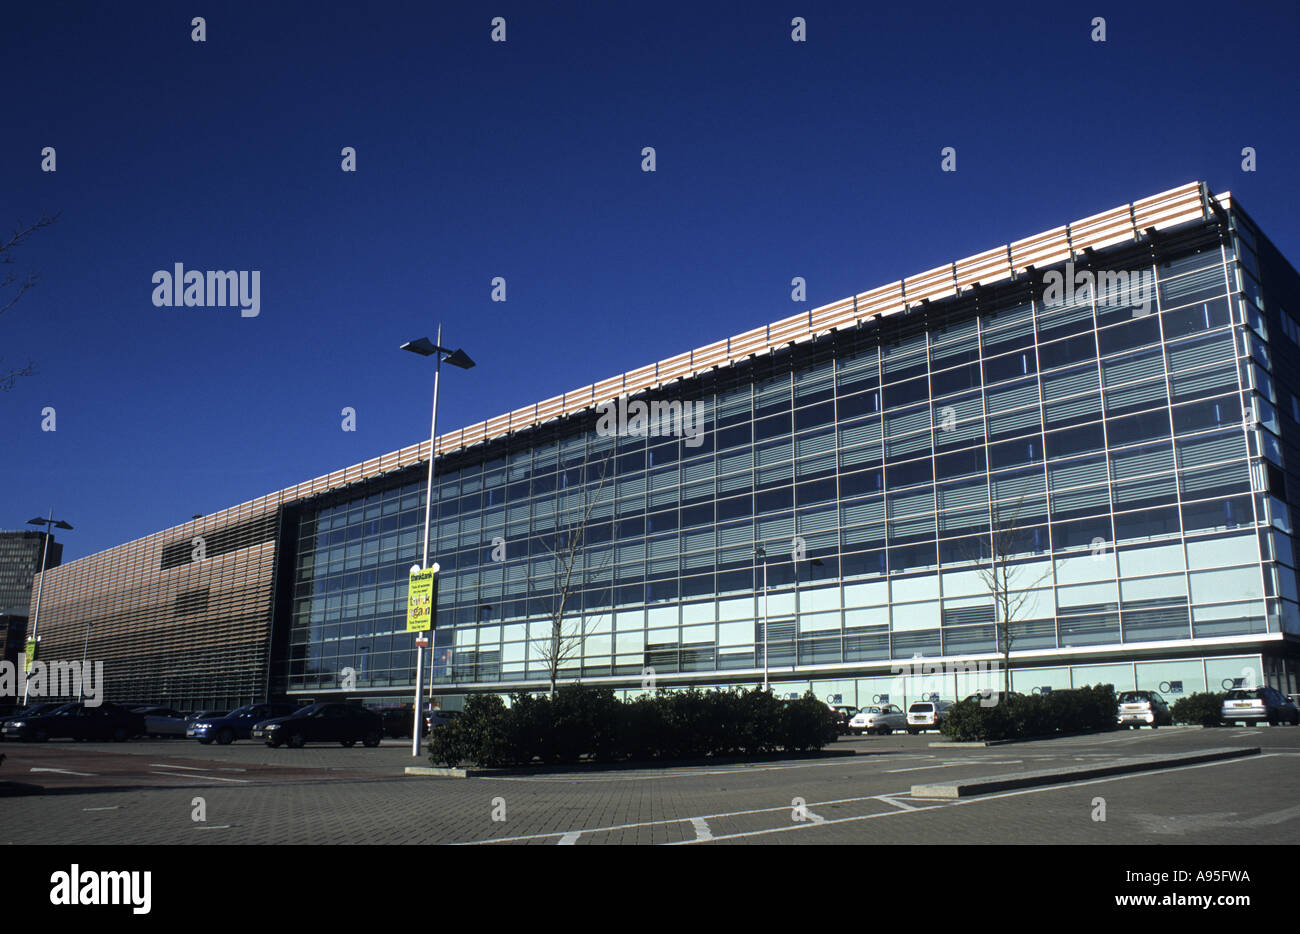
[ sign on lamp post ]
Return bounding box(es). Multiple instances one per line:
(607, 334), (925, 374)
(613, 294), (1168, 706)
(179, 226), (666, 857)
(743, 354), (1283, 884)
(407, 562), (438, 757)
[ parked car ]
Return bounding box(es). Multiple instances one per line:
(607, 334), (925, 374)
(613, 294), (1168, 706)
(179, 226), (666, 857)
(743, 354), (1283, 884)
(828, 705), (859, 735)
(380, 707), (413, 738)
(424, 709), (462, 734)
(186, 709), (228, 723)
(906, 700), (954, 733)
(254, 703), (383, 748)
(134, 706), (187, 737)
(2, 702), (144, 742)
(848, 704), (907, 735)
(0, 702), (68, 740)
(961, 690), (1022, 706)
(1221, 687), (1300, 726)
(1115, 690), (1172, 728)
(188, 703), (297, 744)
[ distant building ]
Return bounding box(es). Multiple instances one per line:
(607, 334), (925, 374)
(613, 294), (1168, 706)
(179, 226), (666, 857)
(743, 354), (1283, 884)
(0, 530), (63, 671)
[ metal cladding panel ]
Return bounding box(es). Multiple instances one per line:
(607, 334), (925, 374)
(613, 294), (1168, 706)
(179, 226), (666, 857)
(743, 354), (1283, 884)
(1010, 225), (1072, 272)
(509, 404), (536, 431)
(1068, 204), (1135, 251)
(562, 385), (594, 416)
(809, 297), (856, 334)
(536, 395), (564, 422)
(625, 363), (657, 387)
(857, 281), (905, 321)
(592, 374), (625, 403)
(1133, 182), (1205, 231)
(657, 351), (693, 381)
(954, 246), (1011, 289)
(692, 339), (729, 368)
(461, 422), (487, 446)
(768, 312), (811, 345)
(729, 325), (769, 356)
(904, 263), (957, 305)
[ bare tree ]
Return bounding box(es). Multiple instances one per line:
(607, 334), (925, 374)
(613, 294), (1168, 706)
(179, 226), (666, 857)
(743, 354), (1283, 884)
(1, 212), (59, 391)
(533, 449), (615, 698)
(969, 496), (1057, 694)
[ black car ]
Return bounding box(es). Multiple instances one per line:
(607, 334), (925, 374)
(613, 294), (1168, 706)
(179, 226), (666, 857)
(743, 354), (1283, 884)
(0, 702), (68, 740)
(380, 707), (414, 739)
(2, 702), (145, 742)
(252, 703), (383, 748)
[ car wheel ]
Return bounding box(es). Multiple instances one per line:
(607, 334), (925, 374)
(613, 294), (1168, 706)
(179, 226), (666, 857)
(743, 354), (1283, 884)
(906, 728), (918, 735)
(288, 732), (306, 749)
(879, 727), (892, 736)
(340, 739), (355, 747)
(111, 726), (128, 742)
(215, 728), (234, 745)
(362, 731), (381, 748)
(33, 729), (48, 742)
(266, 739), (280, 748)
(1268, 714), (1279, 726)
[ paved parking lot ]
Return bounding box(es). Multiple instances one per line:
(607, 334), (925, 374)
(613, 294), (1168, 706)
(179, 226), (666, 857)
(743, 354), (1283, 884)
(2, 726), (1297, 844)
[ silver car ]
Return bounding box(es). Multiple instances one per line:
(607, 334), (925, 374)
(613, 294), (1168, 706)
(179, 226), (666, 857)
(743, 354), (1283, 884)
(1115, 690), (1171, 728)
(134, 706), (187, 737)
(848, 704), (906, 735)
(1221, 687), (1300, 726)
(906, 700), (953, 733)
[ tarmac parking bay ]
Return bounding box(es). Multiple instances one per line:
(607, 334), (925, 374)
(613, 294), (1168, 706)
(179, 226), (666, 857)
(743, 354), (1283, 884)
(1, 727), (1297, 845)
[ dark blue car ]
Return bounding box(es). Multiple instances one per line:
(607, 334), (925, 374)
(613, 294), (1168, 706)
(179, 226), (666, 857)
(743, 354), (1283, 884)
(187, 702), (298, 744)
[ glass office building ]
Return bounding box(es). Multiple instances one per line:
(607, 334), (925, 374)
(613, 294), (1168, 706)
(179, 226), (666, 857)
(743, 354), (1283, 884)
(30, 182), (1300, 711)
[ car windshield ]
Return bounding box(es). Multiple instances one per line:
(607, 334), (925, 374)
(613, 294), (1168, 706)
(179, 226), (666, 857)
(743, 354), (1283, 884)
(861, 707), (882, 714)
(1118, 692), (1152, 702)
(293, 704), (325, 717)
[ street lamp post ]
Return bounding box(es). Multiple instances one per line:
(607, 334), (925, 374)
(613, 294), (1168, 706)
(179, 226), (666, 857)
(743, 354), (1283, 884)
(401, 327), (475, 757)
(755, 546), (769, 692)
(23, 510), (73, 706)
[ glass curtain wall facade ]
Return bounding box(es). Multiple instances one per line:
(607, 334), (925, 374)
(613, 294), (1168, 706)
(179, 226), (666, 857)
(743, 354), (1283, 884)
(279, 196), (1300, 706)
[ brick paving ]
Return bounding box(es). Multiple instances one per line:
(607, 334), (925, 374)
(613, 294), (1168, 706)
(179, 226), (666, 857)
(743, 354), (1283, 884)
(1, 726), (1296, 844)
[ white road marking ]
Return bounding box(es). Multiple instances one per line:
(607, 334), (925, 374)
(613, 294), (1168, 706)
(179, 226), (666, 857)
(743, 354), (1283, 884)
(149, 763), (208, 771)
(194, 825), (234, 831)
(147, 771), (249, 783)
(30, 767), (94, 776)
(878, 796), (919, 811)
(82, 806), (120, 811)
(690, 818), (713, 840)
(457, 790), (930, 845)
(558, 832), (581, 845)
(674, 753), (1273, 844)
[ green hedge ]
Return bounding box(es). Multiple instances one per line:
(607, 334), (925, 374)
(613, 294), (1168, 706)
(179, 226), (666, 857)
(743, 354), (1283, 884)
(428, 685), (838, 768)
(1170, 692), (1225, 727)
(939, 684), (1117, 742)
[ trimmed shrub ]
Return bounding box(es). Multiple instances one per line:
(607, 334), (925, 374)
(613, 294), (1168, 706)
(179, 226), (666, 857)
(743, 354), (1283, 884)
(940, 684), (1116, 742)
(781, 692), (840, 751)
(428, 684), (837, 768)
(1171, 691), (1226, 727)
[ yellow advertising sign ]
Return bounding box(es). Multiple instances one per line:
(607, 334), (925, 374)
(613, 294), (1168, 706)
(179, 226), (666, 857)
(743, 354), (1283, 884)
(406, 566), (437, 633)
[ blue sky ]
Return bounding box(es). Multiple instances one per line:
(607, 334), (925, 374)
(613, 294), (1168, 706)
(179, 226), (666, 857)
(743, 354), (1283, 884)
(4, 0), (1298, 560)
